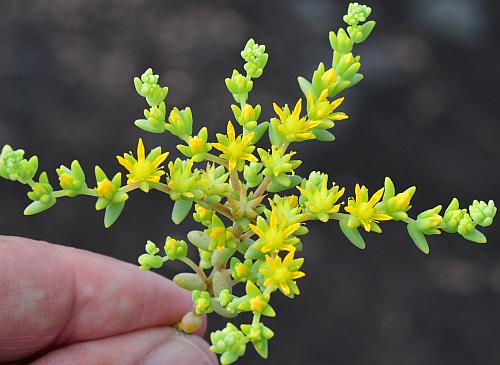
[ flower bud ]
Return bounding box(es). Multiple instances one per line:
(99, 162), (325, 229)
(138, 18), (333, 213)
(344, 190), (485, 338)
(210, 323), (247, 365)
(343, 2), (372, 26)
(198, 248), (213, 269)
(177, 127), (212, 162)
(137, 254), (163, 270)
(164, 236), (188, 260)
(135, 102), (167, 133)
(230, 257), (253, 282)
(416, 216), (442, 233)
(384, 186), (416, 220)
(56, 160), (87, 197)
(457, 213), (475, 236)
(145, 240), (160, 255)
(311, 63), (337, 97)
(218, 289), (235, 307)
(24, 172), (57, 215)
(231, 104), (261, 131)
(415, 206), (442, 234)
(225, 69), (253, 104)
(178, 311), (203, 334)
(192, 290), (214, 315)
(241, 39), (268, 79)
(0, 145), (38, 184)
(469, 200), (496, 227)
(133, 68), (168, 107)
(329, 28), (354, 53)
(442, 209), (464, 233)
(241, 322), (274, 358)
(166, 107), (193, 139)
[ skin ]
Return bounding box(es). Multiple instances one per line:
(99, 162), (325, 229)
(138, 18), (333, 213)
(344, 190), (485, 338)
(0, 235), (218, 365)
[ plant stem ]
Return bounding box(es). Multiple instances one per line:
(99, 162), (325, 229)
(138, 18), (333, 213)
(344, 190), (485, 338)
(240, 230), (255, 241)
(151, 181), (232, 219)
(253, 175), (270, 198)
(211, 202), (232, 219)
(150, 182), (171, 194)
(120, 182), (141, 193)
(206, 153), (227, 167)
(179, 257), (208, 282)
(252, 312), (261, 325)
(229, 169), (240, 194)
(329, 212), (350, 221)
(53, 188), (98, 198)
(207, 267), (217, 283)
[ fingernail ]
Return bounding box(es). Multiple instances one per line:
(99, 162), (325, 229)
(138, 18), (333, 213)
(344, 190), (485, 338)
(142, 333), (216, 365)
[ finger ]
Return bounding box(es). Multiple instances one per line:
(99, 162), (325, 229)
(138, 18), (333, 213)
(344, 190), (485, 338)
(0, 236), (201, 362)
(31, 327), (218, 365)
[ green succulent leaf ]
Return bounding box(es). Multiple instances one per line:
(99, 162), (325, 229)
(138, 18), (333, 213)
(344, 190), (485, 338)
(407, 222), (430, 254)
(104, 202), (125, 228)
(172, 199), (193, 225)
(339, 218), (366, 249)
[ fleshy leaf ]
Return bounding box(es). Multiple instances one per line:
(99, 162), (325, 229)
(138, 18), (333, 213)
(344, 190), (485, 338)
(312, 129), (335, 142)
(23, 200), (56, 216)
(462, 229), (487, 244)
(407, 222), (430, 254)
(339, 218), (366, 249)
(104, 202), (125, 228)
(297, 76), (313, 97)
(172, 199), (193, 224)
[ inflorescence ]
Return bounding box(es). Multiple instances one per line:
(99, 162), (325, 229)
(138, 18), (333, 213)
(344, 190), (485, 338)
(0, 3), (496, 364)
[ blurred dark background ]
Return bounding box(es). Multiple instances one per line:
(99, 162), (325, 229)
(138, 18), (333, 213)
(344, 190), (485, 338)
(1, 0), (499, 364)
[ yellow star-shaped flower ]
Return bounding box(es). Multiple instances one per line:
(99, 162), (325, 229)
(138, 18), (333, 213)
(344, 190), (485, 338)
(116, 138), (168, 191)
(212, 121), (257, 171)
(260, 249), (305, 297)
(345, 184), (392, 232)
(249, 208), (301, 253)
(271, 99), (320, 142)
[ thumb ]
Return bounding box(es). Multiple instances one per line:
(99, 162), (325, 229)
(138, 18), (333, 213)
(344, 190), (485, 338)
(32, 327), (218, 365)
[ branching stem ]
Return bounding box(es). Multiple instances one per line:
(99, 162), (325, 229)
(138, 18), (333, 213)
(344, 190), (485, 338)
(253, 176), (270, 198)
(179, 257), (208, 282)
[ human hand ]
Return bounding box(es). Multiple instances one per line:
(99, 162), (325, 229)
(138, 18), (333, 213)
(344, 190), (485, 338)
(0, 236), (218, 365)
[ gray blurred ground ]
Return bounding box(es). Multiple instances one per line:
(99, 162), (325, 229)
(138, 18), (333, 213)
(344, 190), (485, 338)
(1, 0), (499, 364)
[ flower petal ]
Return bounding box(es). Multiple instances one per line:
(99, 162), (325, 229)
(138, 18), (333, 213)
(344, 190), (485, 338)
(137, 138), (145, 161)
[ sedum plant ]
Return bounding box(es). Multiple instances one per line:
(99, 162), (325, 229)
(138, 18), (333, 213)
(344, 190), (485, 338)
(0, 3), (496, 364)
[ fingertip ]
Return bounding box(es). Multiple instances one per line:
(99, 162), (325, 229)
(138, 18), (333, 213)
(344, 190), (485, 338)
(32, 327), (218, 365)
(142, 330), (218, 365)
(0, 235), (199, 360)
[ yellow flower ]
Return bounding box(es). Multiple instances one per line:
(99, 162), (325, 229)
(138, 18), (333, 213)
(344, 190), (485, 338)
(212, 121), (257, 171)
(59, 173), (75, 189)
(209, 226), (234, 250)
(306, 89), (348, 128)
(271, 99), (320, 142)
(234, 262), (250, 278)
(205, 214), (236, 251)
(260, 249), (305, 297)
(96, 178), (115, 200)
(116, 138), (168, 191)
(344, 184), (392, 232)
(188, 135), (205, 153)
(249, 207), (300, 253)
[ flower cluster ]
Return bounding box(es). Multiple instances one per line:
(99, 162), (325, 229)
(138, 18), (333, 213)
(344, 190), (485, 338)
(0, 3), (496, 365)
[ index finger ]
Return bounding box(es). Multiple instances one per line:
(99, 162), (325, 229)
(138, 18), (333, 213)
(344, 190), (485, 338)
(0, 236), (196, 362)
